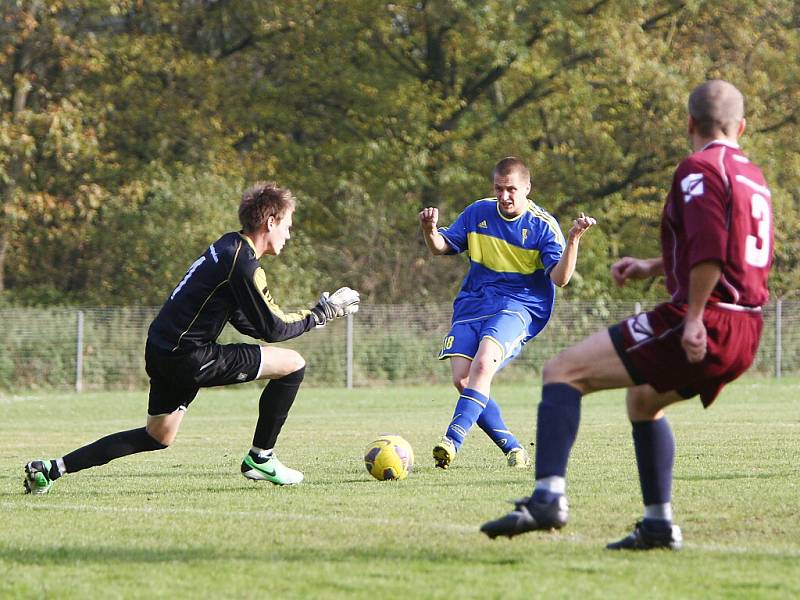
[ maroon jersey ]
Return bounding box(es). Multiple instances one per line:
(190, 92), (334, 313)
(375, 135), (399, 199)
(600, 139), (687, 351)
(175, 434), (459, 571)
(661, 140), (773, 307)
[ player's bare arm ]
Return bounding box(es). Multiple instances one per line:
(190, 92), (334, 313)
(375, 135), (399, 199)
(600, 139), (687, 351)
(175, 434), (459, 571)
(549, 213), (597, 287)
(418, 207), (451, 255)
(682, 260), (722, 363)
(611, 257), (665, 286)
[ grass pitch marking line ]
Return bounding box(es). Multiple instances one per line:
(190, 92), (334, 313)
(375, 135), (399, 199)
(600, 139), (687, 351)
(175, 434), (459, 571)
(4, 502), (800, 557)
(0, 394), (54, 404)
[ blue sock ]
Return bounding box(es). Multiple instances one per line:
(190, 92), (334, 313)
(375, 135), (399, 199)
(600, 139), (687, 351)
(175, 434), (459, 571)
(534, 383), (582, 481)
(477, 398), (520, 453)
(632, 419), (675, 524)
(445, 388), (489, 451)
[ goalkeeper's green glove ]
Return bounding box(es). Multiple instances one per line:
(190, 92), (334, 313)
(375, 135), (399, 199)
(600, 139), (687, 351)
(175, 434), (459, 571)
(311, 286), (360, 326)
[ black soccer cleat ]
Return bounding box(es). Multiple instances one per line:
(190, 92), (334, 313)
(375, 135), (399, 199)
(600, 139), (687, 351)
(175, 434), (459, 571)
(606, 520), (683, 551)
(480, 495), (569, 539)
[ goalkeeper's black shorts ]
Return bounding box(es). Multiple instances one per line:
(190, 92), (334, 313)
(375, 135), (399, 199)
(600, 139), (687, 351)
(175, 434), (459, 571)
(144, 340), (261, 415)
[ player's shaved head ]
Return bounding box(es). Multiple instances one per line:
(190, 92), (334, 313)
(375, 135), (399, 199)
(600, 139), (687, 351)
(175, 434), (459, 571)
(493, 157), (530, 182)
(688, 80), (744, 137)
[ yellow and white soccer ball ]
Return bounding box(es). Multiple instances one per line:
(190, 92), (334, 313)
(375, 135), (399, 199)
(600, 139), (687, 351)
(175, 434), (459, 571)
(364, 435), (415, 481)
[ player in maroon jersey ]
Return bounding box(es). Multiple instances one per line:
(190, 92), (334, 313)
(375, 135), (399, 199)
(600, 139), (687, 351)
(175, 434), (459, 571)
(480, 80), (774, 550)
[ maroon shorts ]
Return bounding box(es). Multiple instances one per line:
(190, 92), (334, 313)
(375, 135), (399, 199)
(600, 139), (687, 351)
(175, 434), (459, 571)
(608, 302), (763, 407)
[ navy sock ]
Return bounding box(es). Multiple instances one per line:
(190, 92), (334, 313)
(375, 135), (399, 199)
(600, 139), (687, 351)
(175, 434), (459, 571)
(642, 518), (673, 533)
(446, 388), (489, 451)
(534, 383), (582, 480)
(62, 427), (167, 474)
(532, 489), (562, 504)
(477, 398), (520, 453)
(252, 366), (305, 450)
(632, 418), (675, 510)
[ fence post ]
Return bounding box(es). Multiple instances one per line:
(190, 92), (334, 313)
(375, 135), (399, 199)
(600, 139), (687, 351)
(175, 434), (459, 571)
(346, 312), (353, 389)
(634, 301), (642, 314)
(775, 299), (782, 379)
(76, 310), (84, 393)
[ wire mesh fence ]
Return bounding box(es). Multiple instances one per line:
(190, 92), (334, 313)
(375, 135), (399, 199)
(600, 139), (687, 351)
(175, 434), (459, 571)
(0, 300), (797, 392)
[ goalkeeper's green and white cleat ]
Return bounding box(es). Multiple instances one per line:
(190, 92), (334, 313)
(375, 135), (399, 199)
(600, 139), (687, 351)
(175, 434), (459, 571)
(23, 460), (54, 495)
(506, 447), (531, 469)
(433, 436), (457, 469)
(241, 453), (304, 486)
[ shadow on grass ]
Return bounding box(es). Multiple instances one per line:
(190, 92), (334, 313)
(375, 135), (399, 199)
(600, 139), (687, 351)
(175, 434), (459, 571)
(314, 477), (521, 487)
(0, 545), (238, 565)
(0, 544), (529, 567)
(674, 470), (793, 482)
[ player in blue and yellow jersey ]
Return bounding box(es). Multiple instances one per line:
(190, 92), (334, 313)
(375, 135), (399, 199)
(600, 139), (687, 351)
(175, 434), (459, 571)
(419, 157), (596, 469)
(24, 182), (359, 494)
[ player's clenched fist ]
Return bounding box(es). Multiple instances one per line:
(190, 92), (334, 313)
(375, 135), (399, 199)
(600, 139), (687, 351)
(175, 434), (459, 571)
(611, 257), (659, 287)
(611, 257), (641, 286)
(681, 317), (707, 363)
(419, 207), (439, 232)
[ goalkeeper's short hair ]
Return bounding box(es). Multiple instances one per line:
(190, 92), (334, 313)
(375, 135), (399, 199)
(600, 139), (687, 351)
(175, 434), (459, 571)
(239, 182), (295, 232)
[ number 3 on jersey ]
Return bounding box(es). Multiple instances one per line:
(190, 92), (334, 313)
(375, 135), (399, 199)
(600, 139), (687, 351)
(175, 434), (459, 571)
(745, 193), (770, 268)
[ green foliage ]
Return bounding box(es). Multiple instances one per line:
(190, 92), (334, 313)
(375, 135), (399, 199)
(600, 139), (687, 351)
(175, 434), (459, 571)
(1, 1), (798, 305)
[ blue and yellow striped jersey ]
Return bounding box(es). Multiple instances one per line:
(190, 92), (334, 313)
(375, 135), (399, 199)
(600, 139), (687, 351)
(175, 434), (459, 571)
(438, 198), (565, 328)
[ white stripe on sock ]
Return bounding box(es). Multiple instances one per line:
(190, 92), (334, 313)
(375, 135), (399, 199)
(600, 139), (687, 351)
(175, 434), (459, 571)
(535, 475), (566, 495)
(644, 503), (672, 521)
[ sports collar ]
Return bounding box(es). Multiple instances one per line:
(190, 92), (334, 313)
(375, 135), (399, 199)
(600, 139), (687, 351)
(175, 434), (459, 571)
(238, 231), (258, 253)
(701, 139), (740, 151)
(495, 199), (531, 222)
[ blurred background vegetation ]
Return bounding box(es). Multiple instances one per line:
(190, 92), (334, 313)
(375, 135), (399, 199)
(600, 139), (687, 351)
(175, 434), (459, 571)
(2, 0), (798, 309)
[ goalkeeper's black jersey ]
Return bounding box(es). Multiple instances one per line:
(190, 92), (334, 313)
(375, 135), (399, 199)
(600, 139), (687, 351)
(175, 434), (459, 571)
(148, 232), (315, 352)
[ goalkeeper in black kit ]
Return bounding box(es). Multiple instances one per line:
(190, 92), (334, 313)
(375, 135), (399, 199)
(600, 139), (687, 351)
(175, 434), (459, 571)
(24, 182), (360, 492)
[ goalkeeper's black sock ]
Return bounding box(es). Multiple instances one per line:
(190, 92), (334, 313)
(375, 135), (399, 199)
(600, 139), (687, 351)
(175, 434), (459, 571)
(252, 366), (305, 450)
(248, 448), (274, 463)
(62, 427), (167, 474)
(48, 460), (63, 481)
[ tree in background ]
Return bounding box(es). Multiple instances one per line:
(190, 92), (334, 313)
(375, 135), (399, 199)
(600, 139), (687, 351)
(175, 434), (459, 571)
(0, 0), (108, 298)
(2, 1), (798, 306)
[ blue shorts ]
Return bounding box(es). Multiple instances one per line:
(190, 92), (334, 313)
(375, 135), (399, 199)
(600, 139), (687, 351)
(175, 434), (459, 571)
(438, 310), (540, 370)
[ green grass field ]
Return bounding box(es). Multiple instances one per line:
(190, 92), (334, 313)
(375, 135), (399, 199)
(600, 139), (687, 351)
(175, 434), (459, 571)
(1, 378), (798, 599)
